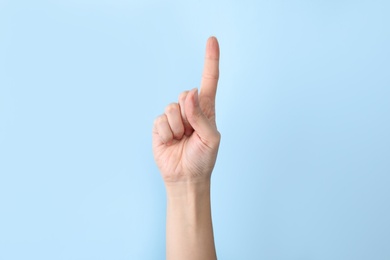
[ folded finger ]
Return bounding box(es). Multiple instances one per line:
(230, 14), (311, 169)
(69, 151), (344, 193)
(154, 114), (173, 145)
(165, 103), (184, 140)
(178, 90), (194, 136)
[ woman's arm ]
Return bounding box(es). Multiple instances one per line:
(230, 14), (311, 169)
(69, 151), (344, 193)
(166, 181), (216, 260)
(152, 37), (220, 260)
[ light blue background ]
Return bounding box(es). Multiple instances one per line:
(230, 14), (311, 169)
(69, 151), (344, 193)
(1, 0), (389, 259)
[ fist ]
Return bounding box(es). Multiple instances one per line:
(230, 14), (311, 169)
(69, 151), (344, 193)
(152, 37), (221, 184)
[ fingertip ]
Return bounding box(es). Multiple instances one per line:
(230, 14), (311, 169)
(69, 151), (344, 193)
(208, 36), (218, 45)
(162, 134), (174, 146)
(173, 127), (185, 141)
(206, 36), (219, 60)
(184, 128), (194, 137)
(156, 114), (174, 145)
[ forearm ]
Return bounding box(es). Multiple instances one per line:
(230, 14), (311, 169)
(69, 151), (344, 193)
(165, 180), (217, 260)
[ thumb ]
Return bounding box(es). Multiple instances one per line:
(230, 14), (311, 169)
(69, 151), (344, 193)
(185, 88), (219, 143)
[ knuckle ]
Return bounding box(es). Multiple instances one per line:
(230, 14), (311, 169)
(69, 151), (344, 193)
(202, 71), (219, 80)
(179, 91), (189, 103)
(165, 103), (178, 114)
(215, 130), (221, 140)
(157, 115), (167, 127)
(154, 115), (162, 126)
(209, 130), (221, 146)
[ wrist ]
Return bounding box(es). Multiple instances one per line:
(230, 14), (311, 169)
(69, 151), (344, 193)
(165, 179), (211, 200)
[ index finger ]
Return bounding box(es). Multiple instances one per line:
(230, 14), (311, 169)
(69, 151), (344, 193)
(199, 36), (220, 104)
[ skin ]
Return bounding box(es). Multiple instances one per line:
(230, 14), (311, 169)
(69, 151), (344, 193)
(152, 36), (220, 260)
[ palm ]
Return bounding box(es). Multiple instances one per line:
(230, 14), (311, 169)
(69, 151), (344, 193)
(152, 37), (220, 183)
(153, 134), (206, 180)
(153, 107), (218, 182)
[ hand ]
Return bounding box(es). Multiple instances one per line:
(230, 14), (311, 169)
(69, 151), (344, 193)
(152, 37), (220, 184)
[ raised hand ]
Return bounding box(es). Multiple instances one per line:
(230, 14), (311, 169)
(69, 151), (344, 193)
(152, 37), (220, 184)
